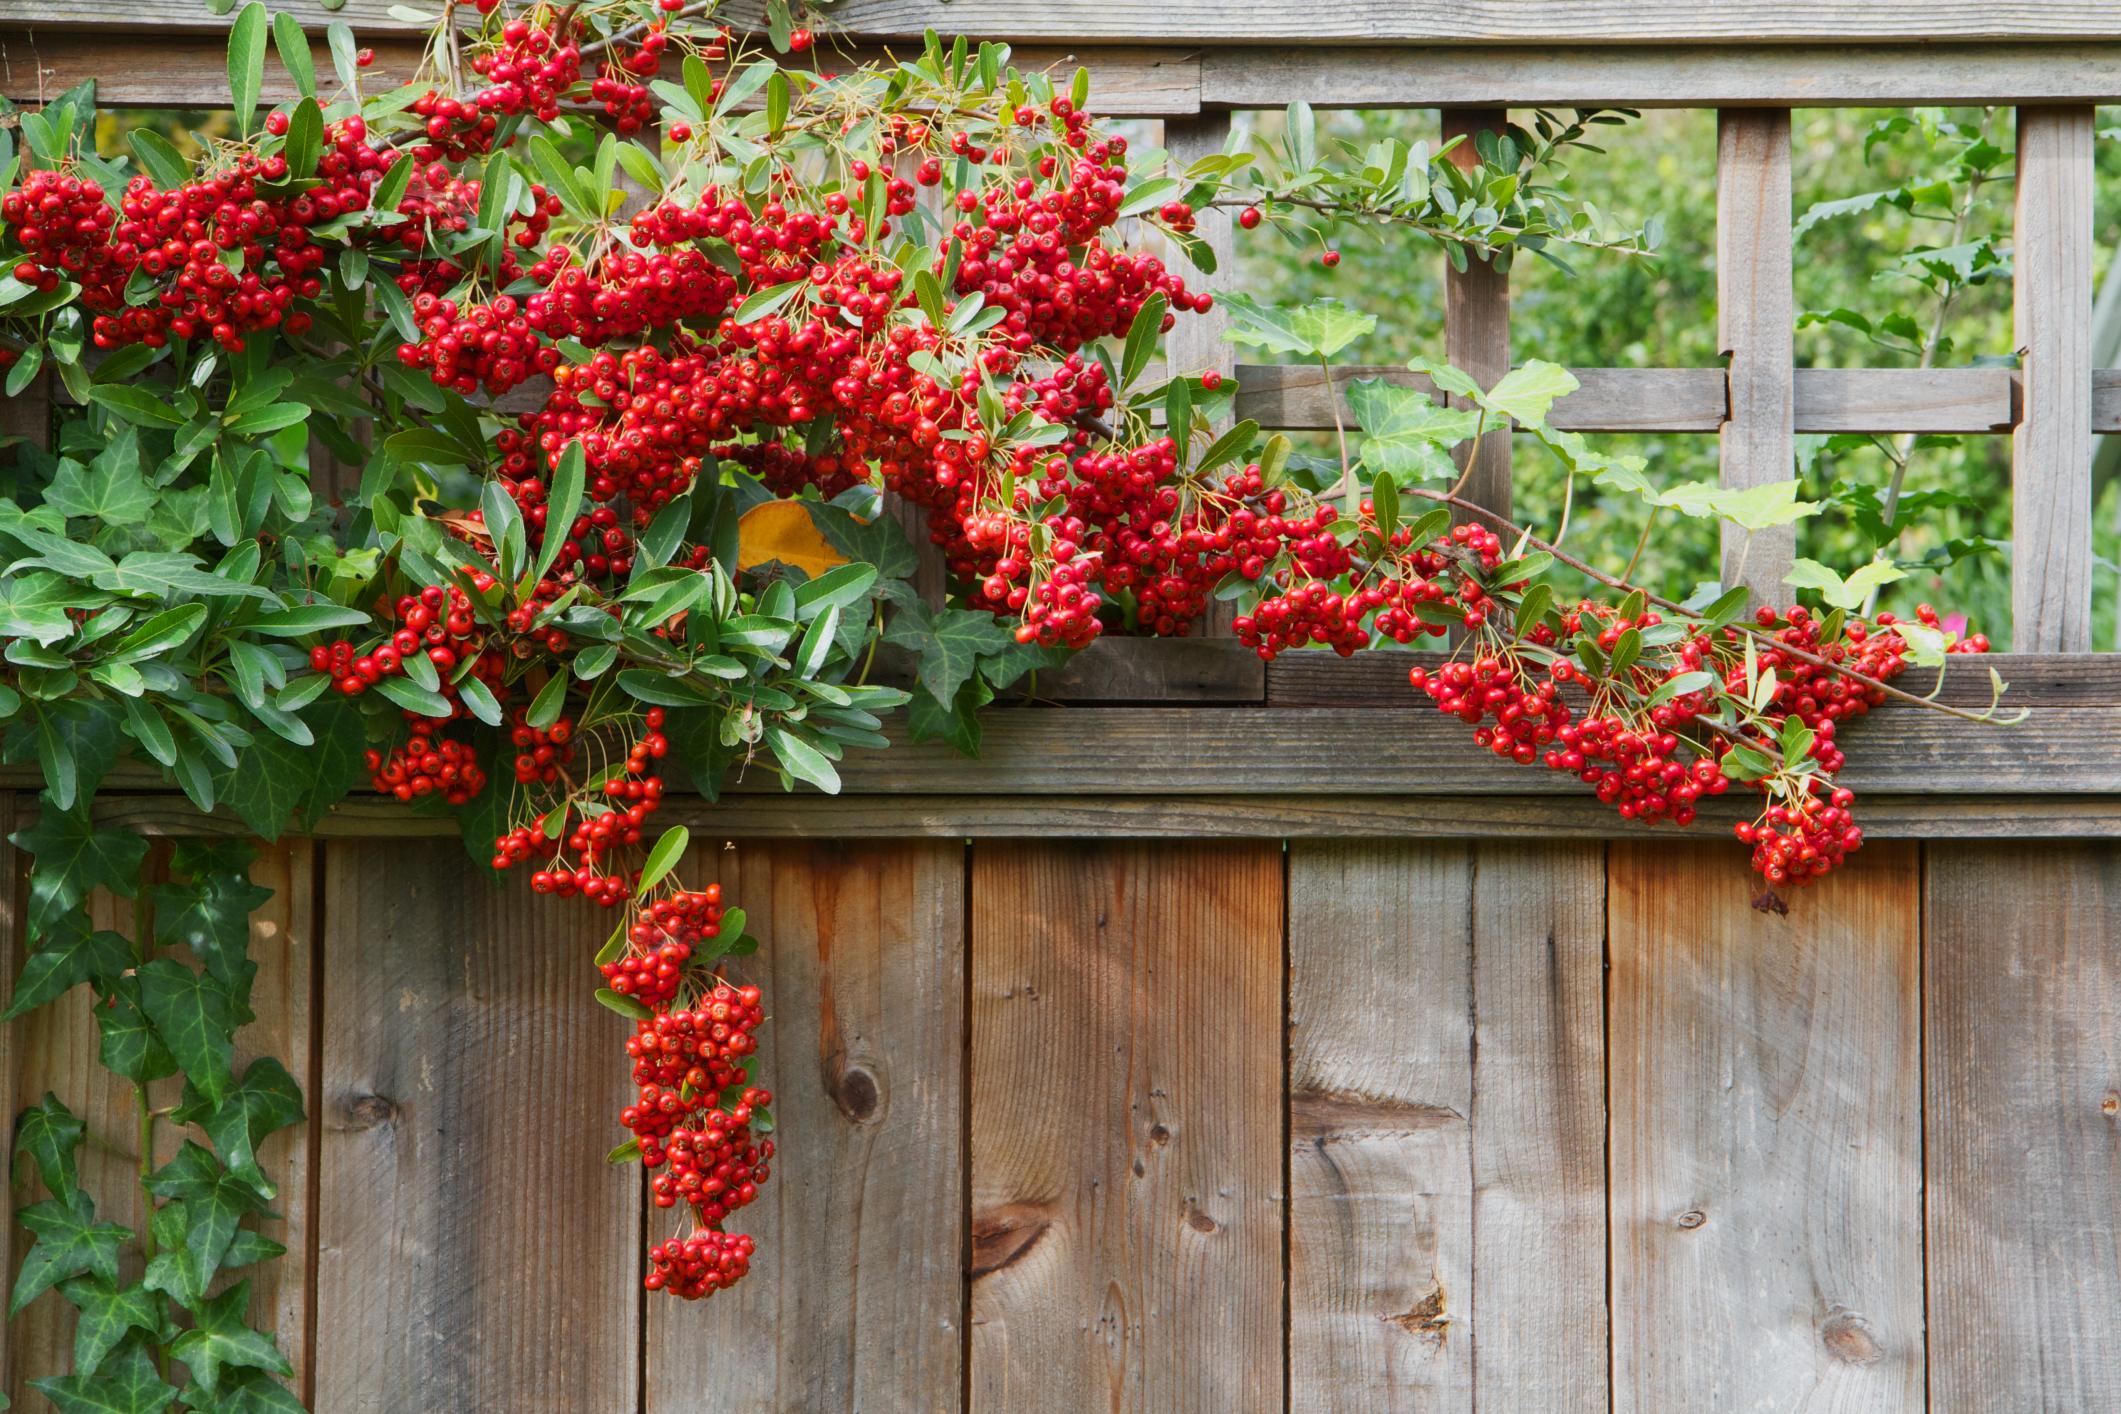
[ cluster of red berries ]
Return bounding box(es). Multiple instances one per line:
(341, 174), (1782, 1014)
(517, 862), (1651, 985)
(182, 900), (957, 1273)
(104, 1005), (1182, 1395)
(601, 887), (725, 1006)
(365, 732), (488, 805)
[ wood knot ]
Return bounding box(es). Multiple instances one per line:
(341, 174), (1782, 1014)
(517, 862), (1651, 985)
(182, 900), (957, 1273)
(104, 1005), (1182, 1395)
(2102, 1092), (2118, 1117)
(1149, 1124), (1171, 1146)
(1675, 1208), (1707, 1230)
(345, 1093), (398, 1129)
(970, 1204), (1052, 1279)
(1184, 1203), (1217, 1234)
(1386, 1285), (1448, 1345)
(1820, 1308), (1883, 1366)
(829, 1066), (881, 1124)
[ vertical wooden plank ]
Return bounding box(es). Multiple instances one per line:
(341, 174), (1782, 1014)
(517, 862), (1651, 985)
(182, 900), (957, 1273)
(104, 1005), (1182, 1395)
(1469, 842), (1607, 1410)
(2012, 106), (2096, 652)
(968, 841), (1282, 1411)
(1288, 840), (1607, 1413)
(1716, 109), (1795, 606)
(313, 840), (640, 1413)
(644, 839), (966, 1412)
(7, 848), (169, 1405)
(0, 794), (18, 1401)
(1288, 840), (1473, 1411)
(1164, 113), (1240, 638)
(1610, 840), (1924, 1412)
(241, 841), (316, 1389)
(1443, 109), (1513, 522)
(1926, 842), (2121, 1409)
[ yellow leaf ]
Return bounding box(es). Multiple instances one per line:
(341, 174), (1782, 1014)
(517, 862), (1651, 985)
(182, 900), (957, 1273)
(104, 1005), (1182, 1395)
(736, 499), (850, 577)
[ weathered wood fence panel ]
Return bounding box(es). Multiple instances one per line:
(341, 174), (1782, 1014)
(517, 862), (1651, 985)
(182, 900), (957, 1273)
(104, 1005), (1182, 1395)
(9, 817), (2121, 1410)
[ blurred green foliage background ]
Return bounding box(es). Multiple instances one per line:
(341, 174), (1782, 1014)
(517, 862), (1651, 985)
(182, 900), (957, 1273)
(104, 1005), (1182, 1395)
(1228, 106), (2121, 649)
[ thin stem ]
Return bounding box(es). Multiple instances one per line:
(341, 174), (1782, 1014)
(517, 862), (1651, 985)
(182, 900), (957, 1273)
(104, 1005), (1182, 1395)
(1443, 410), (1488, 503)
(580, 0), (719, 58)
(1322, 355), (1355, 516)
(1620, 505), (1658, 584)
(1403, 484), (2009, 724)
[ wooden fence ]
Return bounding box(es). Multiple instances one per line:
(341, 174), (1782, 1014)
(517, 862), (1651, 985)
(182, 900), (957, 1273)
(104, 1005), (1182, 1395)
(4, 2), (2121, 1410)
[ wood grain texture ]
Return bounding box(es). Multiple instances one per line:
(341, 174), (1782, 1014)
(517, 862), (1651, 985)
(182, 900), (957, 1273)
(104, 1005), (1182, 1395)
(1266, 646), (2116, 708)
(1468, 842), (1607, 1410)
(2011, 106), (2096, 652)
(0, 794), (18, 1401)
(312, 840), (640, 1413)
(1609, 841), (1925, 1412)
(1288, 841), (1475, 1410)
(84, 789), (2121, 844)
(645, 839), (966, 1412)
(1287, 841), (1606, 1412)
(1237, 363), (2014, 435)
(1716, 109), (1796, 608)
(1924, 841), (2121, 1411)
(0, 28), (1202, 114)
(968, 841), (1282, 1411)
(1199, 42), (2121, 108)
(38, 0), (2121, 41)
(1444, 110), (1513, 522)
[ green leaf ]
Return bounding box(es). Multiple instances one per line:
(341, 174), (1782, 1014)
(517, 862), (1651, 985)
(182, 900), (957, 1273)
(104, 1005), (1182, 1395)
(1478, 360), (1578, 428)
(1345, 379), (1481, 481)
(109, 604), (207, 663)
(245, 603), (368, 637)
(11, 803), (146, 930)
(212, 697), (365, 840)
(95, 976), (178, 1084)
(1785, 556), (1905, 612)
(791, 562), (877, 620)
(145, 1143), (266, 1284)
(372, 675), (452, 718)
(136, 960), (239, 1107)
(5, 918), (135, 1020)
(596, 988), (653, 1020)
(128, 130), (190, 189)
(637, 825), (690, 894)
(1219, 293), (1375, 360)
(524, 671), (568, 731)
(169, 1281), (291, 1395)
(30, 1337), (177, 1414)
(734, 278), (804, 325)
(178, 1056), (303, 1200)
(271, 10), (316, 97)
(1661, 479), (1824, 532)
(11, 1188), (129, 1315)
(1120, 293), (1167, 388)
(227, 2), (269, 135)
(533, 441), (585, 584)
(85, 385), (186, 429)
(882, 603), (1014, 708)
(60, 1277), (167, 1380)
(13, 1092), (85, 1199)
(767, 725), (840, 793)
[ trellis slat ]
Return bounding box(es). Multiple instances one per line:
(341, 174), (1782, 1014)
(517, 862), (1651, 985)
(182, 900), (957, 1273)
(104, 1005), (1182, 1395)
(1443, 109), (1514, 521)
(2011, 106), (2096, 652)
(1609, 841), (1925, 1410)
(18, 0), (2121, 41)
(1715, 108), (1796, 608)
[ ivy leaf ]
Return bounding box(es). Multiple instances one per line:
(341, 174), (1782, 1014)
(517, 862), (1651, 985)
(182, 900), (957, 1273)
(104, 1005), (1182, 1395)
(147, 1143), (268, 1285)
(95, 976), (179, 1083)
(804, 501), (918, 586)
(174, 1058), (303, 1200)
(1344, 379), (1480, 482)
(13, 797), (145, 930)
(1478, 360), (1578, 429)
(136, 960), (240, 1107)
(213, 697), (365, 840)
(1659, 479), (1824, 531)
(1219, 292), (1375, 360)
(60, 1276), (168, 1379)
(906, 675), (990, 755)
(30, 1338), (178, 1414)
(188, 1371), (306, 1414)
(882, 602), (1014, 708)
(1784, 556), (1906, 612)
(10, 1188), (129, 1315)
(0, 571), (87, 645)
(43, 437), (153, 526)
(152, 841), (270, 992)
(13, 1092), (85, 1199)
(4, 915), (134, 1020)
(170, 1281), (292, 1395)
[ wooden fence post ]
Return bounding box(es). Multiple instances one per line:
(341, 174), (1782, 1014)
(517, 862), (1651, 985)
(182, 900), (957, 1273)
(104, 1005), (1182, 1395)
(1443, 109), (1513, 522)
(2012, 105), (2095, 652)
(1715, 109), (1795, 607)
